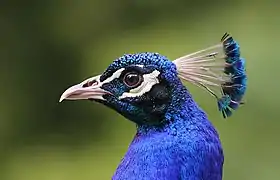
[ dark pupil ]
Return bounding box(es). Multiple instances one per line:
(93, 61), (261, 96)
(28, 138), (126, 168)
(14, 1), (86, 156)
(125, 73), (140, 87)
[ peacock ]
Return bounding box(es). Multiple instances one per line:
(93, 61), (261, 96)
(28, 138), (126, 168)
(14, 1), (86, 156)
(60, 33), (247, 180)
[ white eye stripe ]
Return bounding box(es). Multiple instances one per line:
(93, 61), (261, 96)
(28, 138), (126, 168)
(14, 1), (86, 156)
(102, 68), (125, 84)
(119, 70), (160, 99)
(101, 65), (144, 84)
(82, 68), (126, 86)
(99, 65), (161, 99)
(101, 65), (143, 84)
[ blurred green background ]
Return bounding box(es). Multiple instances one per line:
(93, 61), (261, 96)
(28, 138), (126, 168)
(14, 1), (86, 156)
(1, 0), (279, 179)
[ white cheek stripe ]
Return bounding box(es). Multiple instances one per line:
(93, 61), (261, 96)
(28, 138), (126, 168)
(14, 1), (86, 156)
(119, 70), (160, 99)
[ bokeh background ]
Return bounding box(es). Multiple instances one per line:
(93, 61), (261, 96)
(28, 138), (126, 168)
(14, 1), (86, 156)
(1, 1), (279, 179)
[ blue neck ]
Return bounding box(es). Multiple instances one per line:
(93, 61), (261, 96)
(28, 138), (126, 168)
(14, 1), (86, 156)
(113, 82), (224, 180)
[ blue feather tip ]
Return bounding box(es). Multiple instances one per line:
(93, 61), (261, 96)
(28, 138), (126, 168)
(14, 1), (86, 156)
(218, 33), (247, 118)
(173, 33), (247, 118)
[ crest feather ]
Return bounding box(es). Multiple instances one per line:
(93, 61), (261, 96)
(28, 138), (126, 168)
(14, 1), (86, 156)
(173, 33), (247, 118)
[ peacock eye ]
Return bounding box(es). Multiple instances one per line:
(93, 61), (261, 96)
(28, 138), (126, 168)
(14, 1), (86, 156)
(123, 72), (143, 88)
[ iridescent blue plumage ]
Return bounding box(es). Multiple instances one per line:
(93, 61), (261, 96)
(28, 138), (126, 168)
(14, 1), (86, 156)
(219, 33), (247, 118)
(60, 33), (247, 180)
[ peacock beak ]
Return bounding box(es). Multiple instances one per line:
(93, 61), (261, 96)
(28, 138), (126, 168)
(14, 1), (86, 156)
(59, 75), (111, 102)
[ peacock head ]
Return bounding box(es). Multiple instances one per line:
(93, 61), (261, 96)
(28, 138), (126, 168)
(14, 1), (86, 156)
(60, 33), (247, 124)
(60, 53), (181, 125)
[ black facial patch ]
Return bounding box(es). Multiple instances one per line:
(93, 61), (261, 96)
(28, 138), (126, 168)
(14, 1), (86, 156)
(131, 80), (171, 125)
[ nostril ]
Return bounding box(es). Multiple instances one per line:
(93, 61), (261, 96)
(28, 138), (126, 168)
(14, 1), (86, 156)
(82, 79), (97, 88)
